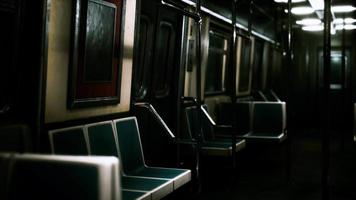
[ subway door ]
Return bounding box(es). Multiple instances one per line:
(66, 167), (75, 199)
(134, 0), (183, 166)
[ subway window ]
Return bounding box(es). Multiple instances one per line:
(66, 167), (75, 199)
(205, 27), (229, 94)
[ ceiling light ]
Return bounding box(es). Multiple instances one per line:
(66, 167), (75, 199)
(345, 18), (356, 23)
(331, 5), (356, 13)
(334, 18), (356, 24)
(274, 0), (306, 3)
(292, 6), (314, 15)
(302, 25), (324, 31)
(296, 18), (321, 25)
(334, 18), (344, 24)
(335, 24), (356, 30)
(344, 25), (356, 30)
(308, 0), (324, 10)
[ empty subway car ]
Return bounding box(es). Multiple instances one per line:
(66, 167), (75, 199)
(1, 0), (356, 199)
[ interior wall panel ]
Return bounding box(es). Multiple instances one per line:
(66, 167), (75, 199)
(44, 0), (136, 123)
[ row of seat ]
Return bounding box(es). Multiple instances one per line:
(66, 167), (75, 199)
(215, 101), (287, 143)
(0, 153), (121, 200)
(49, 117), (191, 200)
(183, 101), (287, 150)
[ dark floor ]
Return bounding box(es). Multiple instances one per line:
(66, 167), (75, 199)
(174, 129), (356, 200)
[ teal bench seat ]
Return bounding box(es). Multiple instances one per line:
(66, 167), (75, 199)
(122, 190), (150, 200)
(184, 105), (246, 156)
(113, 117), (192, 190)
(49, 124), (168, 200)
(241, 102), (287, 143)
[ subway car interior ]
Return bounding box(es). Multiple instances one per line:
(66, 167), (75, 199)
(1, 0), (356, 199)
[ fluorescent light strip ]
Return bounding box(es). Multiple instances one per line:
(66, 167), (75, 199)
(335, 24), (356, 30)
(334, 18), (356, 24)
(291, 6), (314, 15)
(302, 25), (324, 31)
(296, 18), (321, 25)
(332, 5), (356, 13)
(274, 0), (306, 3)
(180, 0), (276, 44)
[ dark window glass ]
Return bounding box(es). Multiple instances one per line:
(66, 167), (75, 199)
(238, 38), (251, 92)
(84, 1), (116, 82)
(205, 31), (229, 94)
(330, 55), (342, 84)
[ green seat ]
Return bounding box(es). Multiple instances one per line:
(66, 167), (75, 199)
(242, 102), (287, 143)
(185, 105), (246, 156)
(1, 153), (120, 200)
(49, 126), (89, 155)
(86, 121), (176, 199)
(86, 121), (119, 157)
(50, 123), (152, 200)
(114, 117), (191, 190)
(122, 190), (150, 200)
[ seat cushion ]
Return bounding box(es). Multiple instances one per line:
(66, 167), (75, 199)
(122, 176), (173, 200)
(122, 190), (150, 200)
(126, 167), (191, 190)
(201, 139), (246, 156)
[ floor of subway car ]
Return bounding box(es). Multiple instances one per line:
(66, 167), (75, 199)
(173, 129), (356, 200)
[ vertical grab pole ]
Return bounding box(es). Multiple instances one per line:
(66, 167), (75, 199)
(248, 0), (253, 36)
(322, 0), (331, 200)
(341, 14), (346, 149)
(286, 0), (292, 184)
(195, 0), (203, 194)
(231, 0), (238, 177)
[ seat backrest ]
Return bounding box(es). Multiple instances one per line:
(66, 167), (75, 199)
(216, 102), (234, 125)
(86, 121), (119, 158)
(49, 126), (89, 155)
(113, 117), (145, 174)
(252, 102), (286, 133)
(0, 124), (32, 153)
(0, 153), (12, 200)
(235, 102), (252, 134)
(184, 106), (201, 140)
(2, 153), (120, 200)
(185, 105), (215, 141)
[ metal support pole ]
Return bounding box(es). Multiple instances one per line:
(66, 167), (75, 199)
(248, 0), (253, 36)
(322, 0), (331, 199)
(195, 0), (203, 194)
(286, 0), (293, 184)
(341, 14), (346, 149)
(231, 0), (238, 174)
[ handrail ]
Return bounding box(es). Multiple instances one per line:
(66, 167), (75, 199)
(270, 90), (282, 102)
(134, 102), (176, 140)
(258, 91), (268, 101)
(199, 106), (216, 126)
(161, 0), (201, 21)
(181, 96), (216, 126)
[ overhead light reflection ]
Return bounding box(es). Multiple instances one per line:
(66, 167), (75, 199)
(334, 18), (356, 24)
(331, 5), (356, 13)
(274, 0), (306, 3)
(335, 24), (356, 30)
(302, 25), (324, 31)
(291, 6), (314, 15)
(296, 18), (321, 25)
